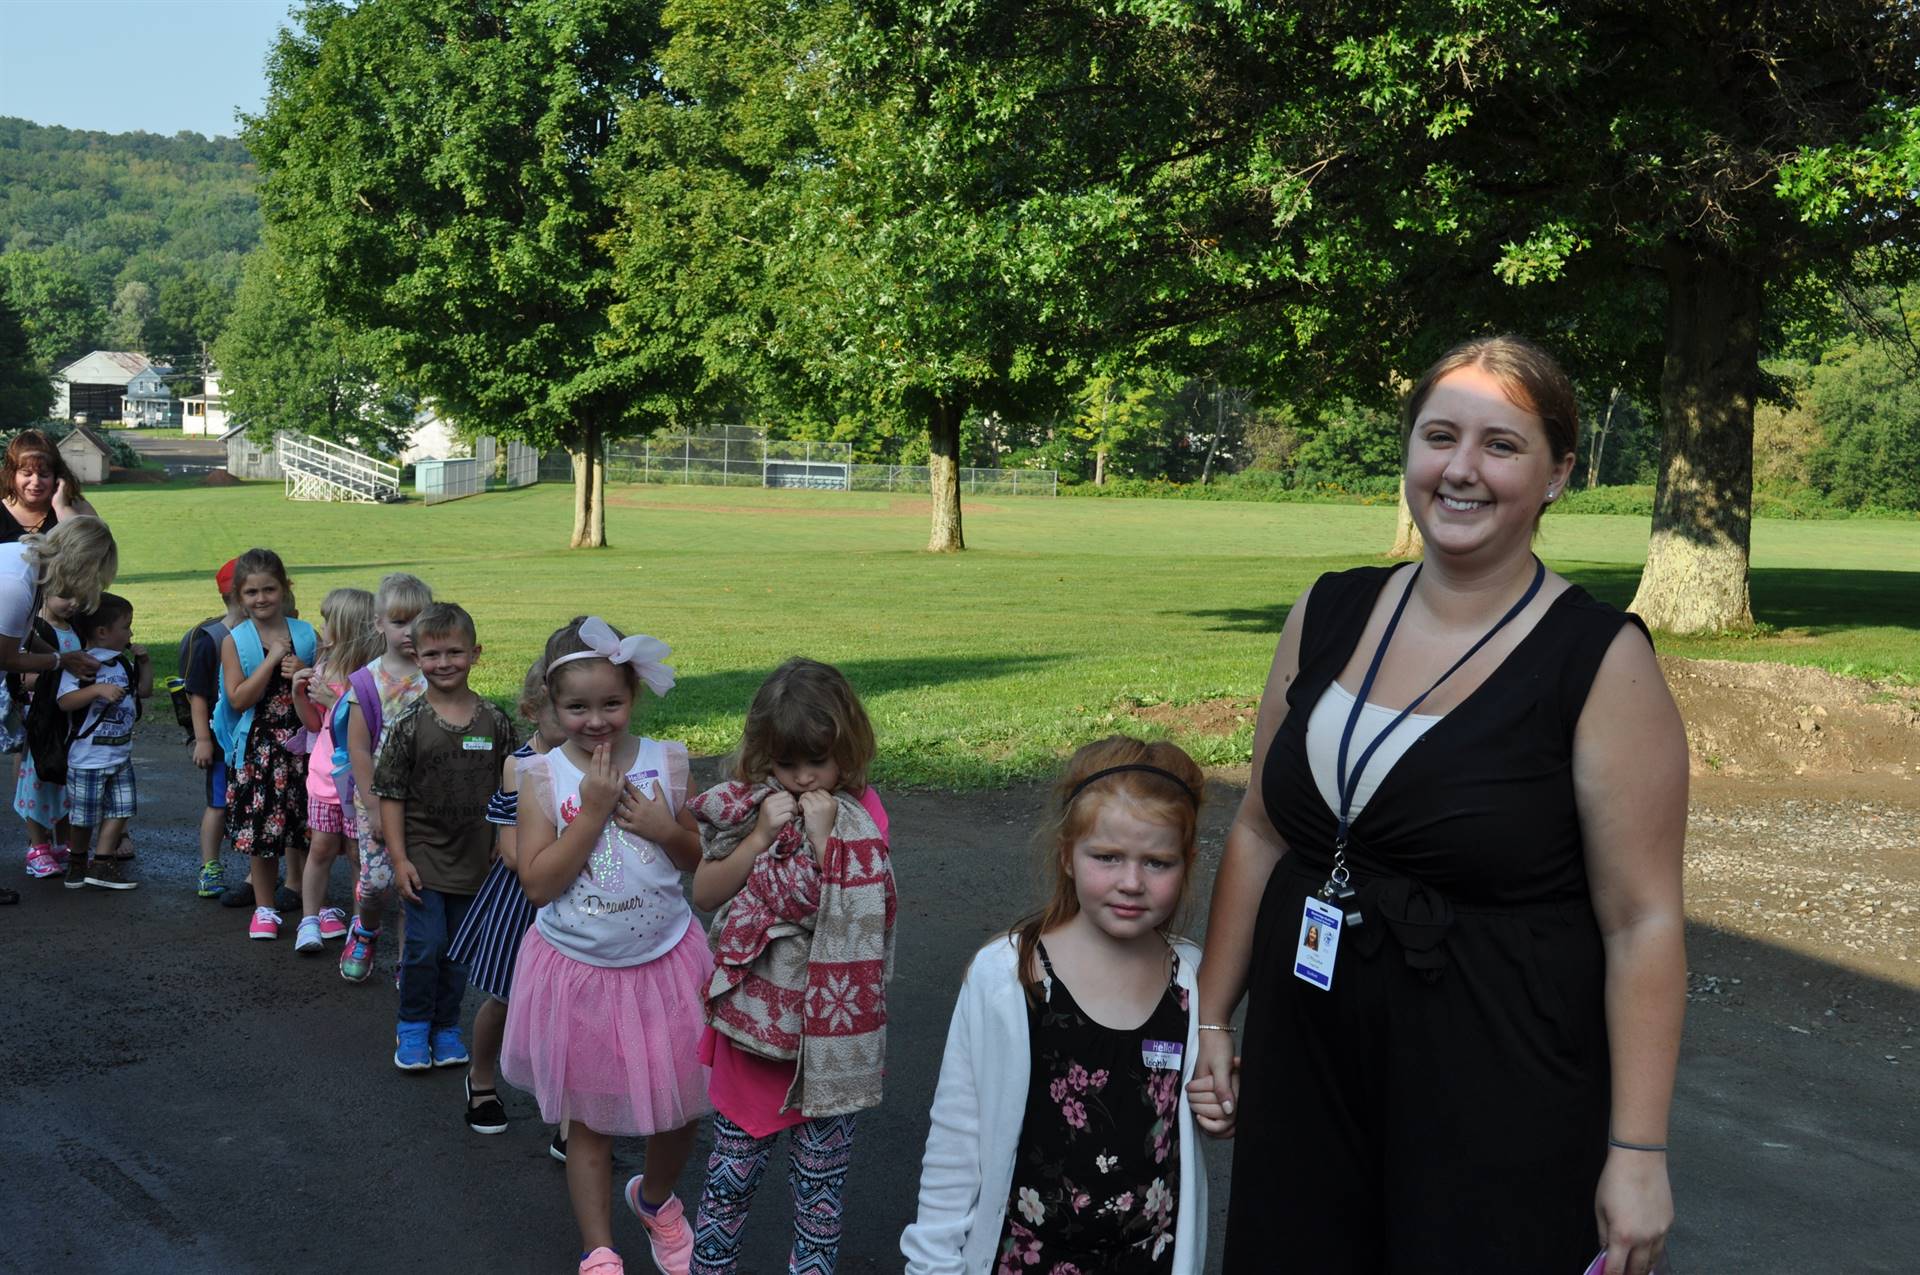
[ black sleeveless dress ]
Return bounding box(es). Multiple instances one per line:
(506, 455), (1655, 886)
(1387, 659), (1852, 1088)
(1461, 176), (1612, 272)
(998, 940), (1188, 1273)
(1223, 565), (1651, 1273)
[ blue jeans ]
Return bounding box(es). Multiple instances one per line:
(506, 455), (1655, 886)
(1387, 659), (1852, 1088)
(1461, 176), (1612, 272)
(400, 888), (475, 1029)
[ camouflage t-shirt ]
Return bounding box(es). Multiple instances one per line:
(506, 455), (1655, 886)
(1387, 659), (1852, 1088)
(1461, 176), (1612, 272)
(371, 696), (516, 894)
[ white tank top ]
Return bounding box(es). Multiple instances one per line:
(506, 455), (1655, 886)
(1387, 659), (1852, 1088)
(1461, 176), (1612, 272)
(1305, 681), (1444, 823)
(528, 736), (693, 968)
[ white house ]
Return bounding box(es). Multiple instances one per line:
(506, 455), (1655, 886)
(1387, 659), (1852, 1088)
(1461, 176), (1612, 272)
(180, 369), (230, 437)
(51, 351), (151, 423)
(121, 363), (176, 427)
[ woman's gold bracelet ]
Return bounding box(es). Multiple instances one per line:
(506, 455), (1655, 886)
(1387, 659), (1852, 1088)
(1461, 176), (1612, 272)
(1197, 1023), (1234, 1033)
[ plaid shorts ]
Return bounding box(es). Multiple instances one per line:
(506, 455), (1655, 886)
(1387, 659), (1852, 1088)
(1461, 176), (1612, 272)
(68, 762), (137, 828)
(306, 796), (356, 837)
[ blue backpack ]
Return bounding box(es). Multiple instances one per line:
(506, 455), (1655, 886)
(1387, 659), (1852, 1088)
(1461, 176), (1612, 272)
(211, 618), (318, 771)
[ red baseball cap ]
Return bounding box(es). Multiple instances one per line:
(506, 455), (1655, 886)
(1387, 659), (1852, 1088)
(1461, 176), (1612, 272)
(215, 558), (238, 596)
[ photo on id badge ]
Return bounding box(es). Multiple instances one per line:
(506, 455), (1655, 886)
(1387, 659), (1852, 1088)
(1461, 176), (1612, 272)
(1293, 897), (1341, 990)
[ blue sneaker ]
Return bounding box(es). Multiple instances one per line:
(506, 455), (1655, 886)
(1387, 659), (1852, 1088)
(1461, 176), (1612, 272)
(430, 1026), (469, 1068)
(393, 1020), (432, 1071)
(195, 860), (224, 898)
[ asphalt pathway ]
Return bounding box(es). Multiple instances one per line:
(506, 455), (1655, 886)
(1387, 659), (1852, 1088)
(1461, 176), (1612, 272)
(3, 733), (1914, 1272)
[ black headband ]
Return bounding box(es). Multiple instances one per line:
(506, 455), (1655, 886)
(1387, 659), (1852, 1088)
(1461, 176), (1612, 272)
(1065, 763), (1200, 808)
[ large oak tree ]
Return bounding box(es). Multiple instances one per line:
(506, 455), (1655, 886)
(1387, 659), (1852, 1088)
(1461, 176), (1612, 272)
(246, 0), (692, 546)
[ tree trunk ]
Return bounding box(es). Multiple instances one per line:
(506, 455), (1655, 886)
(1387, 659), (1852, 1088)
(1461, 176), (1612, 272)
(1094, 447), (1108, 486)
(569, 419), (607, 548)
(1629, 245), (1761, 632)
(1199, 379), (1224, 485)
(927, 398), (965, 552)
(1587, 386), (1620, 489)
(1388, 477), (1423, 558)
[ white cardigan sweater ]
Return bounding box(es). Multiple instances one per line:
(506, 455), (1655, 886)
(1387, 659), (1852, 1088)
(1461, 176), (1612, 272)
(900, 934), (1209, 1274)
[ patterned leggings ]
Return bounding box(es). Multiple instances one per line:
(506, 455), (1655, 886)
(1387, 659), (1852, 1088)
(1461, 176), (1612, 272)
(353, 801), (393, 915)
(691, 1111), (858, 1275)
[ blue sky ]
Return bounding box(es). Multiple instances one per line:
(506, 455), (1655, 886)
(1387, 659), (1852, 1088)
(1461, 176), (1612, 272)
(0, 0), (292, 139)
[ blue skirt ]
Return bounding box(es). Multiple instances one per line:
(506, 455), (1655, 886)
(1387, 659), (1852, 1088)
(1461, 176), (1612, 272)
(448, 858), (536, 1001)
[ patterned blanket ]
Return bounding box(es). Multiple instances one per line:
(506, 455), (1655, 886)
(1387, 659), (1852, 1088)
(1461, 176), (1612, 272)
(692, 780), (895, 1118)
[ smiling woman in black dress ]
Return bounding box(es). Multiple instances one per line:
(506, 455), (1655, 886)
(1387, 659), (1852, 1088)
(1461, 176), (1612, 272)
(1185, 336), (1687, 1275)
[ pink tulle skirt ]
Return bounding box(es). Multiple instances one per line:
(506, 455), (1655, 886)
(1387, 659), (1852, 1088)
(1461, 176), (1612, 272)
(500, 921), (714, 1136)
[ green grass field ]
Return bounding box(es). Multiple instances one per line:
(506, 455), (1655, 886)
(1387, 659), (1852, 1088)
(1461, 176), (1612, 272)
(93, 479), (1920, 787)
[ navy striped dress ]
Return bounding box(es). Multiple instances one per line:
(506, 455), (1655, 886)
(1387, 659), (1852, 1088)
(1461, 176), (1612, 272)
(448, 743), (538, 1001)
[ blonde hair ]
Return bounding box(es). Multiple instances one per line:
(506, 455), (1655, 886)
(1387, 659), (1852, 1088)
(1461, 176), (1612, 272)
(375, 572), (431, 622)
(25, 515), (118, 615)
(732, 658), (876, 796)
(318, 587), (379, 680)
(1013, 736), (1205, 1005)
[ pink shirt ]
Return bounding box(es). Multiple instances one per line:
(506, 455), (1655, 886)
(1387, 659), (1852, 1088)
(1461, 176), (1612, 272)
(304, 676), (349, 804)
(701, 786), (889, 1135)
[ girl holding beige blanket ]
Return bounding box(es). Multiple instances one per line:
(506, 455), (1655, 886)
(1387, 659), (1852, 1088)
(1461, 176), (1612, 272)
(688, 657), (897, 1275)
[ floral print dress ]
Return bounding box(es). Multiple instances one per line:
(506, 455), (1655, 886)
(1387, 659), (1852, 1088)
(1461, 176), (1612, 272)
(229, 667), (308, 859)
(997, 940), (1188, 1275)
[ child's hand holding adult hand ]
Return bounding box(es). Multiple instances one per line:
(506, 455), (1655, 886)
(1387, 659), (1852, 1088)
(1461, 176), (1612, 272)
(798, 790), (836, 862)
(614, 779), (674, 843)
(579, 743), (622, 816)
(1186, 1029), (1241, 1139)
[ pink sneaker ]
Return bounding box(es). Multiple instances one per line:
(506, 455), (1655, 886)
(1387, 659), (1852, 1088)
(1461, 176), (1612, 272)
(316, 907), (350, 940)
(579, 1248), (624, 1275)
(248, 907), (282, 940)
(623, 1181), (691, 1275)
(24, 844), (59, 879)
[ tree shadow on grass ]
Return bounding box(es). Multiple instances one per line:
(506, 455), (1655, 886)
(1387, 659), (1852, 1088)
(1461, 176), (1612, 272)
(661, 652), (1066, 719)
(1181, 563), (1920, 638)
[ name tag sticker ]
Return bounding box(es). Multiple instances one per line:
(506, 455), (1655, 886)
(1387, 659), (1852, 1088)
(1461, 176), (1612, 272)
(1293, 896), (1343, 991)
(461, 735), (494, 751)
(1141, 1039), (1184, 1071)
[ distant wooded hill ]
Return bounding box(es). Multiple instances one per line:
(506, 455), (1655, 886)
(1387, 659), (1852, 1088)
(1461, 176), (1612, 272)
(0, 117), (260, 373)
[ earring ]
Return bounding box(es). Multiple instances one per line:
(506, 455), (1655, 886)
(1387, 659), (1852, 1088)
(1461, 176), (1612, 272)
(1545, 488), (1557, 502)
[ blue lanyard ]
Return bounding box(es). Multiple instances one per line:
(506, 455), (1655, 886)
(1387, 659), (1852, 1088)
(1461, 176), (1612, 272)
(1327, 558), (1547, 892)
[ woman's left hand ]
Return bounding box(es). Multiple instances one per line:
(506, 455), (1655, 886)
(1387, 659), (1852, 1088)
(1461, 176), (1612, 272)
(1594, 1148), (1673, 1274)
(614, 779), (675, 843)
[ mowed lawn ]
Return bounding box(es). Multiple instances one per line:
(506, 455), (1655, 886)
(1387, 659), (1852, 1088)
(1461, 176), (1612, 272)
(93, 480), (1920, 786)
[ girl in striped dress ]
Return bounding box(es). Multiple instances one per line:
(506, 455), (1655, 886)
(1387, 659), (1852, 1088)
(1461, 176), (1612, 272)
(450, 657), (568, 1135)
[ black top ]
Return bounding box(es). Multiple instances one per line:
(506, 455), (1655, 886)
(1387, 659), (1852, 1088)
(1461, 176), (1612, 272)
(0, 503), (56, 545)
(1262, 564), (1650, 908)
(998, 940), (1188, 1273)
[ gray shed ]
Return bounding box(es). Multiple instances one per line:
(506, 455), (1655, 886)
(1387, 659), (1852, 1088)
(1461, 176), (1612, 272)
(222, 425), (283, 480)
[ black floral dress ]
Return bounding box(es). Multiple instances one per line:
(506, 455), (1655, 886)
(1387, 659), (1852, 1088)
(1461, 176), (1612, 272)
(229, 668), (308, 859)
(997, 941), (1187, 1275)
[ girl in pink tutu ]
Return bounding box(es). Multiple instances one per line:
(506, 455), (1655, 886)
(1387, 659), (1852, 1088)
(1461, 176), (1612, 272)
(503, 616), (712, 1275)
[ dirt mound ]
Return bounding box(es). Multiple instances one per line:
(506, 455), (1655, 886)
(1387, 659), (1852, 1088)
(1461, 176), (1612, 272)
(107, 466), (169, 484)
(200, 469), (241, 486)
(1659, 656), (1920, 782)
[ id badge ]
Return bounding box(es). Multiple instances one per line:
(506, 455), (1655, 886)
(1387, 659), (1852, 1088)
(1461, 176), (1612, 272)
(1141, 1039), (1184, 1071)
(461, 734), (493, 752)
(1292, 896), (1343, 991)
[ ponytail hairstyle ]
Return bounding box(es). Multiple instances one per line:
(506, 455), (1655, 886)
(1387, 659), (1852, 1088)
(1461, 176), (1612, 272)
(1013, 735), (1206, 1005)
(518, 653), (551, 723)
(732, 657), (875, 796)
(317, 587), (378, 680)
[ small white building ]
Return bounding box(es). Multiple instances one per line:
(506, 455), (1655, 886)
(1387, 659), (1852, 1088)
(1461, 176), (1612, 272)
(181, 370), (230, 437)
(57, 425), (114, 484)
(51, 351), (151, 423)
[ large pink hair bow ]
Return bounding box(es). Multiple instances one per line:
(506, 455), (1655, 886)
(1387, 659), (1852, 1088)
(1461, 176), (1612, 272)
(547, 616), (676, 696)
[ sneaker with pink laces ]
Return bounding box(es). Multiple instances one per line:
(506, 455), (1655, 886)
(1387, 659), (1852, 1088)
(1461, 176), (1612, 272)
(578, 1247), (624, 1275)
(248, 907), (282, 940)
(622, 1181), (691, 1275)
(24, 844), (59, 879)
(316, 907), (350, 940)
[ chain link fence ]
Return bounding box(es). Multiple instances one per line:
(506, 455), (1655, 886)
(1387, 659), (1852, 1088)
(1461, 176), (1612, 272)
(538, 434), (1056, 496)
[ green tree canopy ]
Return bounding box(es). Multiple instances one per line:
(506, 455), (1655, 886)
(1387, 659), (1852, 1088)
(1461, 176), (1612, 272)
(213, 239), (417, 456)
(246, 0), (693, 546)
(0, 278), (55, 425)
